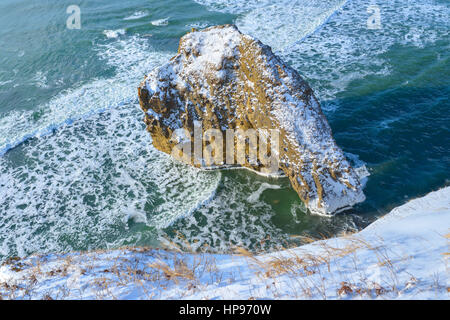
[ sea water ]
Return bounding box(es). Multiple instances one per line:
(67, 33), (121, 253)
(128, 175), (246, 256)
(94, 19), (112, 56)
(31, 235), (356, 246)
(0, 0), (448, 260)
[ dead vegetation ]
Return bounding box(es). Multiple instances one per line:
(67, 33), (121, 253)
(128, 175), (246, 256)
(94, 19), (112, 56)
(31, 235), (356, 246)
(0, 232), (447, 300)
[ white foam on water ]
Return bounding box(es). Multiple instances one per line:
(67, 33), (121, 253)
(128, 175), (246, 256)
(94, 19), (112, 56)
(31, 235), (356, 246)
(290, 202), (306, 225)
(164, 171), (364, 253)
(186, 22), (211, 30)
(103, 29), (126, 39)
(236, 0), (348, 51)
(193, 0), (274, 14)
(0, 35), (226, 260)
(194, 0), (348, 51)
(166, 173), (289, 253)
(32, 71), (50, 89)
(0, 105), (221, 260)
(345, 152), (370, 188)
(124, 11), (149, 21)
(196, 0), (449, 104)
(0, 80), (13, 86)
(0, 35), (171, 156)
(281, 0), (450, 103)
(151, 18), (169, 26)
(247, 183), (281, 203)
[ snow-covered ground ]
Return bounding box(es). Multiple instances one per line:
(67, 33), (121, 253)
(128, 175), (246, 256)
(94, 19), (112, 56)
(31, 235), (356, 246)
(0, 187), (448, 300)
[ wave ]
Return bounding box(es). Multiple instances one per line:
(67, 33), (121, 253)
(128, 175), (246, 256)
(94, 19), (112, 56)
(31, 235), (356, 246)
(195, 0), (449, 105)
(0, 36), (171, 157)
(237, 0), (349, 51)
(151, 18), (169, 26)
(0, 34), (226, 260)
(281, 0), (450, 103)
(124, 11), (149, 21)
(0, 104), (221, 259)
(165, 172), (290, 253)
(103, 29), (126, 39)
(194, 0), (349, 51)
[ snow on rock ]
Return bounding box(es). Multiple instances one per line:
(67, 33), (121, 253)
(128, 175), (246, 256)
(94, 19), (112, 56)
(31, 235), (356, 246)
(138, 25), (365, 215)
(1, 187), (448, 300)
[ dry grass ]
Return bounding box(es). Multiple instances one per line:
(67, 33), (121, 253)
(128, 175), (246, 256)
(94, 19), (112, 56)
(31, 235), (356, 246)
(232, 233), (444, 299)
(0, 232), (447, 300)
(0, 245), (227, 300)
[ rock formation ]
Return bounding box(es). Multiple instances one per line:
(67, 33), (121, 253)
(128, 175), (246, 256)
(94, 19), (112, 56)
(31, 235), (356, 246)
(138, 25), (365, 215)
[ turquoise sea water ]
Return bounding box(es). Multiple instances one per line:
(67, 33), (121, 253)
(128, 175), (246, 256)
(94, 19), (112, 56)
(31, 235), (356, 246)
(0, 0), (448, 260)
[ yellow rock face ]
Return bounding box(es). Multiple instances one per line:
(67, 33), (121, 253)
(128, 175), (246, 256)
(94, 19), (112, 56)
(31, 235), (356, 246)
(138, 25), (365, 215)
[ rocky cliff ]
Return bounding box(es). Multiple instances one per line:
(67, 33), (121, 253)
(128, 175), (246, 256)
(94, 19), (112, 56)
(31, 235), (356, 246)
(138, 25), (365, 215)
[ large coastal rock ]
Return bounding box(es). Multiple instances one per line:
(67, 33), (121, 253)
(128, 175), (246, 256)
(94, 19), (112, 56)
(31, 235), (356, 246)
(138, 25), (365, 215)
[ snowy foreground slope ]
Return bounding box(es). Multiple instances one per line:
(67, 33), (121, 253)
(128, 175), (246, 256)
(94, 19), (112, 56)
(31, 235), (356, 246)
(0, 187), (448, 300)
